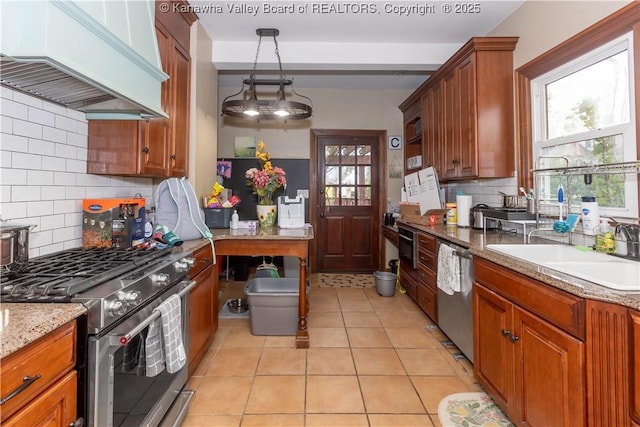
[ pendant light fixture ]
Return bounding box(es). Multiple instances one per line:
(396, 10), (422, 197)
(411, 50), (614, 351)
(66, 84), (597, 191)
(221, 29), (313, 120)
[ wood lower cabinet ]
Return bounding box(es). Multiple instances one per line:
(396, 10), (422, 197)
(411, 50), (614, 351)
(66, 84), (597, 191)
(187, 244), (217, 375)
(632, 310), (640, 425)
(474, 259), (586, 426)
(1, 320), (80, 427)
(88, 1), (196, 178)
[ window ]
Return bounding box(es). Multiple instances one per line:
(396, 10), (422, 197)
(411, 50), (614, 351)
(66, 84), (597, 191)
(531, 33), (637, 217)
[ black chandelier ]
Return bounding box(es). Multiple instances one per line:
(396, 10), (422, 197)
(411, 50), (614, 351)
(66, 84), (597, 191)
(221, 29), (313, 120)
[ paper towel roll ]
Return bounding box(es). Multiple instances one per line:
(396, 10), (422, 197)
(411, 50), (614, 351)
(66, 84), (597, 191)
(456, 195), (473, 227)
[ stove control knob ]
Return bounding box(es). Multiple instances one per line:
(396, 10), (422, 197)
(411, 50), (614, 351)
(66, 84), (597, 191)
(107, 300), (126, 317)
(174, 257), (196, 273)
(121, 290), (142, 306)
(151, 273), (171, 287)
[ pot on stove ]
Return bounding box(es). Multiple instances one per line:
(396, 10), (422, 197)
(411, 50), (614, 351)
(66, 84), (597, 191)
(1, 222), (36, 267)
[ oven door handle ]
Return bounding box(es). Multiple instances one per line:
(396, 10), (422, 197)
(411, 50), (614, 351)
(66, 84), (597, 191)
(119, 280), (196, 345)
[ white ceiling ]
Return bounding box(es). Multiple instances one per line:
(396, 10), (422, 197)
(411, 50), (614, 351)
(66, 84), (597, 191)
(193, 0), (525, 89)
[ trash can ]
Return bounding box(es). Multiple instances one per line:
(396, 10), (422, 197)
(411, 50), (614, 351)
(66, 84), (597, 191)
(388, 259), (398, 275)
(244, 278), (310, 335)
(373, 271), (396, 297)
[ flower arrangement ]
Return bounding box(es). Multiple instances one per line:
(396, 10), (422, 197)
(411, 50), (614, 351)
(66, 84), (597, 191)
(206, 181), (240, 208)
(245, 141), (286, 205)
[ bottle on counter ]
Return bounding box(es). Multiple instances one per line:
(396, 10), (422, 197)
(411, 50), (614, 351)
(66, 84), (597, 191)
(595, 219), (615, 254)
(230, 210), (239, 230)
(445, 202), (457, 226)
(581, 196), (600, 235)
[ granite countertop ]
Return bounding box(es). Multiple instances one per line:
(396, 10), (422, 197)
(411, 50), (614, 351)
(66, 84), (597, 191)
(398, 220), (640, 311)
(210, 224), (314, 240)
(0, 303), (87, 359)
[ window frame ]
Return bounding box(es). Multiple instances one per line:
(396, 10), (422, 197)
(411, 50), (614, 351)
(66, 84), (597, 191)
(515, 3), (640, 213)
(530, 33), (637, 217)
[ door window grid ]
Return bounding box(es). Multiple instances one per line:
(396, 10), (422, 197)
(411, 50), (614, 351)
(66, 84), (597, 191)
(324, 144), (372, 206)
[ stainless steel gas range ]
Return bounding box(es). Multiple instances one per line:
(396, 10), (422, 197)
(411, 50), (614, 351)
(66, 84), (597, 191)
(1, 247), (197, 427)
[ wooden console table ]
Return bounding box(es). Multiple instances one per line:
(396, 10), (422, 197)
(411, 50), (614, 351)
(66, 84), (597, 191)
(211, 226), (314, 348)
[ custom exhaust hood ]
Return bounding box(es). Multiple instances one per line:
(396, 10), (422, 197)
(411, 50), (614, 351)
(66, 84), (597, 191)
(0, 0), (168, 119)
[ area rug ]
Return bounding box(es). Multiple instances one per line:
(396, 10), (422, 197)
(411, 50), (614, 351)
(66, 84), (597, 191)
(318, 273), (375, 288)
(218, 299), (250, 319)
(438, 392), (514, 426)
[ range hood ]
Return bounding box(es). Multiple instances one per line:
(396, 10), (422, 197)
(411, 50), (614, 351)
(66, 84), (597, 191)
(0, 0), (168, 119)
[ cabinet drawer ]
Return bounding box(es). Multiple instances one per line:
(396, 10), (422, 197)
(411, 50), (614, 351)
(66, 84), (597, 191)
(418, 232), (436, 253)
(190, 244), (214, 278)
(418, 249), (436, 270)
(0, 321), (76, 421)
(475, 259), (585, 340)
(417, 283), (437, 321)
(3, 370), (77, 427)
(400, 268), (418, 301)
(418, 264), (437, 291)
(382, 226), (398, 247)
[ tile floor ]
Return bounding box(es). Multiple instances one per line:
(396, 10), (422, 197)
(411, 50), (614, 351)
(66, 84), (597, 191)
(182, 274), (481, 427)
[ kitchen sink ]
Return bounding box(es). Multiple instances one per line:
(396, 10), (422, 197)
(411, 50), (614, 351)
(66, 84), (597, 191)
(486, 244), (640, 291)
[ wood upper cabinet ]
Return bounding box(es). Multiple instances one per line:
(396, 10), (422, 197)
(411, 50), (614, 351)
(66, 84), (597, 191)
(474, 259), (586, 426)
(401, 101), (423, 174)
(400, 37), (517, 181)
(187, 244), (217, 376)
(87, 1), (196, 178)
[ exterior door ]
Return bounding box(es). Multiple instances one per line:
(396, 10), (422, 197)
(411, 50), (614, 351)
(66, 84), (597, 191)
(311, 129), (385, 272)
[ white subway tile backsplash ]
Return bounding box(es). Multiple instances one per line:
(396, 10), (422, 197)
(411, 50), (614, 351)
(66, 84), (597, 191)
(54, 114), (77, 132)
(66, 158), (85, 173)
(43, 126), (67, 144)
(53, 199), (78, 214)
(76, 121), (88, 136)
(1, 116), (12, 134)
(66, 109), (87, 122)
(0, 86), (13, 100)
(41, 186), (66, 200)
(1, 133), (29, 152)
(28, 107), (55, 126)
(0, 152), (11, 168)
(30, 230), (53, 248)
(11, 185), (42, 202)
(67, 132), (87, 148)
(53, 171), (77, 186)
(77, 147), (87, 161)
(39, 243), (65, 256)
(42, 101), (68, 116)
(63, 239), (82, 250)
(28, 138), (56, 156)
(43, 157), (67, 172)
(11, 153), (42, 169)
(0, 185), (9, 203)
(13, 91), (43, 109)
(1, 168), (27, 185)
(13, 118), (43, 139)
(27, 200), (54, 217)
(55, 143), (77, 159)
(1, 98), (28, 120)
(65, 212), (83, 226)
(0, 202), (27, 219)
(40, 214), (66, 231)
(65, 186), (86, 199)
(52, 226), (76, 244)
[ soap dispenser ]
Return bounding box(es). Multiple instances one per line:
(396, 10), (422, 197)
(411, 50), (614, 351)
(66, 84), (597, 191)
(230, 210), (239, 230)
(595, 219), (615, 254)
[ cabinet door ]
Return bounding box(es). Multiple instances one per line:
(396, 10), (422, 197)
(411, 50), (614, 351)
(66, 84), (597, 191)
(630, 310), (640, 424)
(3, 371), (77, 427)
(457, 55), (477, 178)
(168, 41), (190, 177)
(431, 82), (443, 175)
(139, 24), (171, 177)
(513, 307), (585, 426)
(188, 264), (215, 375)
(473, 284), (514, 414)
(441, 70), (458, 179)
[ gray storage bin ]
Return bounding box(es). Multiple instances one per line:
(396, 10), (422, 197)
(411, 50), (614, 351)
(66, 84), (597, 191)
(244, 278), (310, 335)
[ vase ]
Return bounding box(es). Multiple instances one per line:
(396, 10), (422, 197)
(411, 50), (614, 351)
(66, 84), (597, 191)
(256, 204), (277, 227)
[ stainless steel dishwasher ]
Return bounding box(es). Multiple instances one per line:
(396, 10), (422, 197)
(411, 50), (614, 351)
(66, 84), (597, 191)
(437, 240), (474, 363)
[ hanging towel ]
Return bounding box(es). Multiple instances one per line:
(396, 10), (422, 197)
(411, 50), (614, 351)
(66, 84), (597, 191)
(157, 294), (187, 374)
(437, 243), (461, 296)
(145, 315), (165, 377)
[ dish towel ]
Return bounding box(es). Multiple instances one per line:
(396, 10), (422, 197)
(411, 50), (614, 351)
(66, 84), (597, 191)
(437, 243), (461, 295)
(145, 315), (165, 377)
(157, 294), (187, 374)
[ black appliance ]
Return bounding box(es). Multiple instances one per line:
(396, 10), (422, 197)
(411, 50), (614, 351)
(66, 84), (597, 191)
(398, 226), (418, 269)
(1, 246), (197, 427)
